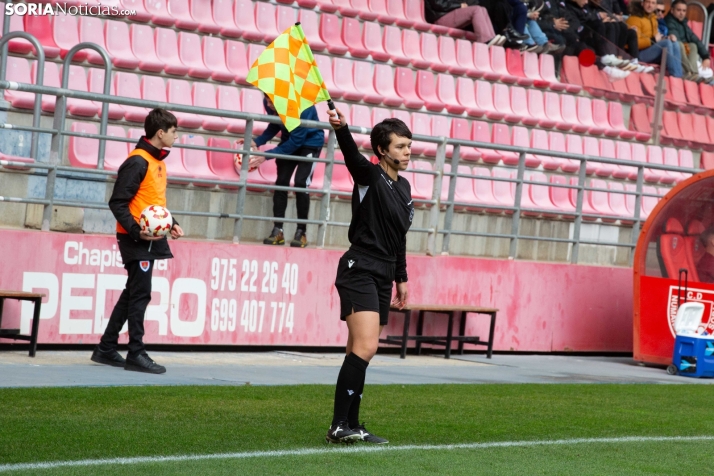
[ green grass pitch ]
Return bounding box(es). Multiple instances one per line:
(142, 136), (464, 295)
(1, 384), (712, 475)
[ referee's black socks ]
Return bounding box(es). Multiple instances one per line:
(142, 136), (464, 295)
(332, 352), (369, 426)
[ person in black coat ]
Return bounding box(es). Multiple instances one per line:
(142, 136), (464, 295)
(424, 0), (528, 45)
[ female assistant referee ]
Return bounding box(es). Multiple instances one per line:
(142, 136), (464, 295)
(325, 107), (414, 445)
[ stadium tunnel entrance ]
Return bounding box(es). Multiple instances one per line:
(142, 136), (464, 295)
(634, 169), (714, 365)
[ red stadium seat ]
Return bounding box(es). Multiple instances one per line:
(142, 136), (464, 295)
(207, 137), (240, 187)
(217, 85), (246, 133)
(627, 103), (653, 142)
(298, 10), (326, 51)
(456, 77), (485, 117)
(659, 110), (688, 148)
(492, 83), (522, 123)
(128, 24), (165, 73)
(201, 37), (234, 83)
(320, 13), (348, 55)
(683, 80), (709, 115)
(363, 22), (390, 62)
(472, 43), (500, 81)
(255, 2), (280, 42)
(177, 32), (211, 79)
(333, 58), (362, 101)
(595, 138), (617, 178)
(342, 17), (369, 58)
(88, 69), (125, 120)
(558, 56), (584, 93)
(145, 0), (174, 26)
(180, 135), (220, 183)
(522, 52), (549, 89)
(475, 80), (503, 121)
(544, 92), (571, 131)
(489, 46), (518, 83)
(579, 64), (609, 98)
(212, 0), (241, 37)
(471, 121), (501, 164)
(436, 74), (465, 115)
(699, 82), (714, 111)
(0, 8), (33, 55)
(225, 40), (249, 84)
(455, 39), (480, 78)
(576, 97), (605, 135)
(384, 25), (410, 65)
(234, 0), (263, 42)
(667, 77), (693, 112)
(374, 64), (403, 107)
(679, 150), (694, 179)
(192, 83), (228, 131)
(657, 218), (689, 278)
(623, 72), (650, 104)
(505, 49), (533, 87)
(526, 89), (556, 129)
(23, 16), (60, 58)
(155, 28), (189, 76)
(395, 68), (425, 109)
(353, 62), (382, 104)
(539, 54), (569, 92)
(612, 140), (636, 180)
(449, 118), (481, 161)
(170, 0), (200, 30)
(628, 143), (659, 182)
(114, 72), (148, 123)
(166, 79), (203, 129)
(438, 36), (466, 75)
(30, 62), (59, 112)
(415, 71), (445, 112)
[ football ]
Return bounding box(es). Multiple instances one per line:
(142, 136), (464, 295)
(234, 148), (258, 174)
(139, 205), (173, 237)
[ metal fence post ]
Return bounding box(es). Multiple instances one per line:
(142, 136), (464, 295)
(629, 166), (645, 265)
(317, 130), (336, 248)
(509, 151), (526, 258)
(570, 160), (588, 264)
(440, 144), (460, 254)
(426, 139), (447, 256)
(651, 48), (668, 146)
(232, 119), (254, 243)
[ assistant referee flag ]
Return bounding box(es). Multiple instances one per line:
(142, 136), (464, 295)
(245, 23), (331, 132)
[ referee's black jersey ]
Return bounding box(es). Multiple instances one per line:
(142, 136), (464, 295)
(335, 126), (414, 283)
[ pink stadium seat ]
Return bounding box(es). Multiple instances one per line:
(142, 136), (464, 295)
(145, 0), (174, 26)
(558, 134), (581, 174)
(472, 121), (501, 164)
(558, 56), (584, 94)
(246, 44), (265, 72)
(410, 161), (435, 202)
(314, 55), (343, 99)
(613, 140), (636, 180)
(169, 0), (200, 30)
(353, 62), (382, 104)
(166, 79), (203, 129)
(103, 20), (139, 69)
(103, 126), (131, 171)
(415, 71), (445, 112)
(566, 134), (592, 175)
(550, 175), (575, 217)
(526, 89), (556, 129)
(201, 37), (234, 83)
(30, 62), (59, 112)
(663, 147), (686, 183)
(342, 17), (369, 58)
(435, 74), (464, 115)
(316, 0), (339, 14)
(544, 92), (571, 131)
(183, 0), (217, 33)
(512, 126), (539, 168)
(372, 107), (391, 124)
(255, 2), (280, 42)
(683, 80), (708, 115)
(88, 69), (125, 120)
(659, 110), (688, 148)
(331, 152), (355, 193)
(353, 0), (379, 22)
(217, 85), (246, 133)
(707, 115), (714, 146)
(374, 64), (403, 107)
(667, 77), (693, 112)
(234, 0), (263, 42)
(349, 104), (372, 148)
(551, 131), (578, 173)
(530, 129), (556, 170)
(490, 46), (518, 84)
(384, 25), (410, 65)
(526, 171), (559, 217)
(538, 54), (568, 92)
(23, 16), (60, 58)
(369, 0), (398, 24)
(580, 64), (610, 99)
(178, 32), (211, 79)
(276, 8), (296, 32)
(225, 40), (249, 84)
(473, 43), (501, 81)
(420, 33), (448, 73)
(596, 138), (617, 178)
(69, 122), (101, 168)
(590, 99), (622, 138)
(410, 112), (432, 156)
(454, 40), (479, 78)
(212, 0), (240, 37)
(492, 83), (522, 123)
(155, 28), (189, 76)
(333, 0), (359, 16)
(623, 72), (650, 104)
(576, 97), (605, 135)
(628, 143), (659, 183)
(403, 0), (433, 31)
(206, 137), (240, 187)
(438, 37), (466, 75)
(241, 89), (268, 134)
(395, 68), (425, 109)
(363, 22), (390, 62)
(441, 164), (480, 210)
(456, 77), (485, 117)
(298, 10), (326, 51)
(62, 66), (99, 117)
(48, 14), (88, 62)
(560, 95), (588, 133)
(489, 168), (515, 214)
(140, 74), (167, 108)
(699, 83), (714, 111)
(606, 73), (635, 103)
(78, 17), (108, 66)
(128, 24), (165, 72)
(180, 135), (220, 183)
(475, 80), (504, 121)
(470, 167), (496, 208)
(589, 179), (616, 222)
(0, 8), (33, 55)
(647, 145), (674, 184)
(192, 83), (227, 132)
(522, 52), (549, 89)
(403, 30), (429, 69)
(156, 142), (193, 182)
(121, 0), (151, 22)
(386, 0), (411, 26)
(115, 72), (149, 123)
(320, 13), (348, 55)
(333, 58), (362, 101)
(492, 123), (519, 166)
(569, 178), (598, 221)
(508, 90), (533, 126)
(608, 182), (632, 223)
(679, 150), (694, 180)
(505, 49), (533, 87)
(431, 115), (452, 158)
(449, 118), (480, 161)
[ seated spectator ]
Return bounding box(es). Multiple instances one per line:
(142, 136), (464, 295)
(665, 0), (713, 82)
(424, 0), (503, 44)
(523, 9), (565, 52)
(655, 0), (668, 36)
(697, 227), (714, 283)
(589, 0), (640, 64)
(627, 0), (683, 78)
(537, 0), (593, 56)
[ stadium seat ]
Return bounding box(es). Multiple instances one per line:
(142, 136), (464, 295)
(539, 54), (571, 92)
(700, 82), (714, 111)
(524, 171), (558, 217)
(395, 68), (425, 109)
(240, 88), (268, 134)
(449, 118), (481, 161)
(605, 73), (636, 103)
(472, 43), (500, 81)
(559, 56), (585, 94)
(526, 89), (556, 129)
(202, 37), (234, 83)
(522, 52), (550, 89)
(30, 62), (59, 112)
(492, 123), (520, 166)
(590, 99), (618, 138)
(403, 0), (433, 31)
(489, 46), (518, 84)
(145, 0), (175, 26)
(505, 49), (533, 87)
(342, 17), (369, 58)
(475, 80), (504, 121)
(352, 62), (382, 104)
(410, 161), (435, 203)
(576, 97), (605, 135)
(170, 0), (201, 31)
(595, 138), (617, 178)
(206, 137), (240, 187)
(419, 33), (447, 73)
(569, 178), (599, 221)
(246, 44), (265, 72)
(363, 22), (390, 62)
(415, 71), (445, 112)
(434, 74), (464, 115)
(225, 40), (249, 84)
(212, 0), (241, 37)
(333, 0), (359, 16)
(492, 83), (522, 123)
(684, 220), (705, 280)
(612, 140), (636, 180)
(549, 131), (578, 173)
(647, 145), (670, 183)
(662, 147), (686, 183)
(437, 36), (466, 75)
(50, 14), (89, 62)
(574, 135), (598, 176)
(320, 13), (348, 55)
(0, 8), (33, 55)
(544, 92), (571, 131)
(155, 28), (189, 76)
(333, 58), (363, 102)
(471, 121), (501, 164)
(489, 168), (516, 214)
(177, 32), (211, 79)
(315, 0), (339, 14)
(627, 103), (653, 142)
(657, 218), (688, 278)
(402, 30), (429, 69)
(561, 95), (588, 133)
(455, 77), (485, 117)
(233, 0), (263, 42)
(22, 16), (60, 58)
(410, 112), (433, 156)
(607, 101), (637, 140)
(679, 150), (694, 179)
(659, 110), (688, 148)
(192, 83), (228, 132)
(102, 20), (140, 69)
(114, 72), (149, 123)
(121, 0), (152, 22)
(298, 10), (327, 51)
(512, 126), (540, 168)
(374, 64), (403, 107)
(349, 104), (372, 148)
(368, 0), (397, 24)
(217, 85), (246, 133)
(166, 79), (203, 129)
(507, 87), (534, 126)
(683, 80), (709, 115)
(128, 24), (165, 72)
(638, 71), (657, 97)
(68, 122), (101, 168)
(331, 152), (355, 193)
(384, 25), (410, 65)
(63, 66), (99, 117)
(628, 143), (660, 183)
(579, 64), (609, 98)
(180, 135), (220, 183)
(441, 164), (480, 210)
(468, 167), (496, 208)
(88, 69), (125, 120)
(455, 39), (480, 78)
(139, 74), (168, 114)
(255, 2), (280, 42)
(557, 134), (581, 174)
(667, 77), (693, 113)
(314, 55), (343, 99)
(607, 182), (631, 223)
(623, 72), (650, 104)
(103, 126), (131, 171)
(530, 129), (556, 170)
(550, 175), (575, 217)
(78, 17), (108, 66)
(431, 115), (452, 158)
(192, 0), (222, 34)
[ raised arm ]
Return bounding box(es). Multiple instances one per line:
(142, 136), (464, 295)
(328, 107), (374, 186)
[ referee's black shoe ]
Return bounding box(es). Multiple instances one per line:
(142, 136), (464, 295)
(353, 423), (389, 444)
(325, 422), (362, 444)
(263, 227), (285, 245)
(91, 347), (126, 368)
(290, 228), (308, 248)
(125, 353), (166, 374)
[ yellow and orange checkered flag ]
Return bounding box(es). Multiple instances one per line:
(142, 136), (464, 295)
(246, 23), (331, 132)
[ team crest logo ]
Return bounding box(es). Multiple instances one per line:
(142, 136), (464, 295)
(667, 285), (714, 337)
(140, 261), (151, 272)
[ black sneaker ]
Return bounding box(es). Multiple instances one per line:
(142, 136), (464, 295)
(91, 347), (126, 367)
(353, 423), (389, 444)
(125, 353), (166, 374)
(290, 229), (308, 248)
(263, 226), (285, 245)
(325, 422), (362, 444)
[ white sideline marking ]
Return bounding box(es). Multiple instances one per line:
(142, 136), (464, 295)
(1, 436), (713, 472)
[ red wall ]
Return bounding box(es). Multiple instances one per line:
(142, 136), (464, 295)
(0, 229), (633, 351)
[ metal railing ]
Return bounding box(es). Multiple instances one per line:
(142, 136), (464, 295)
(0, 37), (700, 264)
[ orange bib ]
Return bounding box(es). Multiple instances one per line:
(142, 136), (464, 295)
(116, 148), (168, 234)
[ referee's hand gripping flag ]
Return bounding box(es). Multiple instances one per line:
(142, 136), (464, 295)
(246, 23), (332, 132)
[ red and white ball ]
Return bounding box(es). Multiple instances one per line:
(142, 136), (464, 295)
(234, 148), (258, 173)
(140, 205), (173, 237)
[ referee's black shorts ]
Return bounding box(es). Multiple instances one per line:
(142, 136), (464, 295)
(334, 248), (395, 326)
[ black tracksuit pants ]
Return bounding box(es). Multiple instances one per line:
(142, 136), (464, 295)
(273, 147), (320, 231)
(99, 260), (153, 357)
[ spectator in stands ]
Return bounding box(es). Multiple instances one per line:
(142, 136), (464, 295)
(523, 9), (565, 52)
(478, 0), (531, 46)
(696, 227), (714, 283)
(665, 0), (713, 82)
(655, 0), (668, 36)
(538, 0), (591, 56)
(589, 0), (641, 67)
(423, 0), (504, 44)
(92, 108), (184, 375)
(627, 0), (683, 77)
(239, 95), (324, 248)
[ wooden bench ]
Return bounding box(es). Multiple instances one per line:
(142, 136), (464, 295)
(380, 304), (498, 359)
(0, 290), (45, 357)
